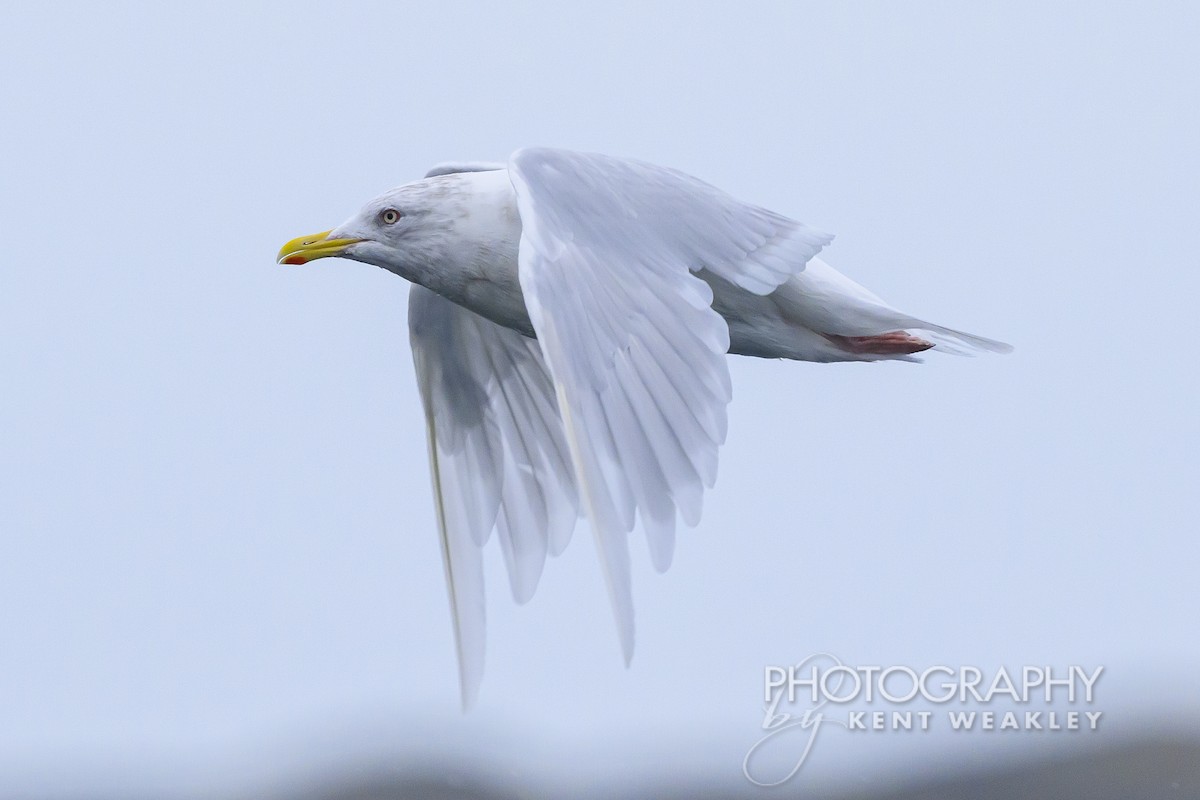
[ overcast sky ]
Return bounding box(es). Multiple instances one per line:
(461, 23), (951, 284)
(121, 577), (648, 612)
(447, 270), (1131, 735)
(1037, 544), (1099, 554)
(2, 1), (1198, 796)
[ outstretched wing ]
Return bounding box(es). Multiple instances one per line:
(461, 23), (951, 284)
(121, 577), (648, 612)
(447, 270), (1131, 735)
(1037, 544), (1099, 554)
(408, 285), (578, 707)
(507, 147), (833, 661)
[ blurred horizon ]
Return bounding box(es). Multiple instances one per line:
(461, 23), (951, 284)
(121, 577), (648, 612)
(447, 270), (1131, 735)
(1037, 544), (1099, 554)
(6, 723), (1199, 798)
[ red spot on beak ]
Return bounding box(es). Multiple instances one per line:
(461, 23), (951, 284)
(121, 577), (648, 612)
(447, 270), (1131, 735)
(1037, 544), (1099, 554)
(281, 254), (308, 265)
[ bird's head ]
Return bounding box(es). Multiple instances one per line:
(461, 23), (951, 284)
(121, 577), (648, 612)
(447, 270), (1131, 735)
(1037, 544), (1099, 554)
(277, 178), (468, 278)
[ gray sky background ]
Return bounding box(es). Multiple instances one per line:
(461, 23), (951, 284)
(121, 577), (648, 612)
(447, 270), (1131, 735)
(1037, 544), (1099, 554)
(2, 1), (1197, 795)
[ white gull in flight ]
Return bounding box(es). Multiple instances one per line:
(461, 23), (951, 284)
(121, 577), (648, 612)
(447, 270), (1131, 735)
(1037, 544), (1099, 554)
(278, 147), (1010, 706)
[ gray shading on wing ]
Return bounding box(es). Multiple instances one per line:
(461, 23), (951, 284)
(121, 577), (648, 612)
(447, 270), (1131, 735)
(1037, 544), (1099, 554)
(507, 147), (834, 662)
(424, 162), (506, 178)
(408, 285), (578, 707)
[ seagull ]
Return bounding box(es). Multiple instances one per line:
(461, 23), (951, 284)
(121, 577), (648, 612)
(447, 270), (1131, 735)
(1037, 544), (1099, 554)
(278, 147), (1010, 706)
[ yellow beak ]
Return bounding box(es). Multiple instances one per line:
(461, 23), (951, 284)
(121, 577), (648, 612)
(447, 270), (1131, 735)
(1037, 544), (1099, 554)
(277, 230), (364, 265)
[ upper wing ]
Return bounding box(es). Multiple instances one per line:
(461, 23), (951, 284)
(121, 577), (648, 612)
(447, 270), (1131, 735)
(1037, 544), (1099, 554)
(408, 285), (578, 707)
(424, 161), (506, 178)
(507, 147), (833, 660)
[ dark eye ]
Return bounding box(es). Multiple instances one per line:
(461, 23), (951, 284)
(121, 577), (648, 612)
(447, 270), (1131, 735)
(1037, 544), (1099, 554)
(380, 208), (401, 224)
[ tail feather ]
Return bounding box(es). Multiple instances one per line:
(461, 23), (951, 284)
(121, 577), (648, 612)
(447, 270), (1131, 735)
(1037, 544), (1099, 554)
(904, 320), (1013, 356)
(765, 257), (1012, 361)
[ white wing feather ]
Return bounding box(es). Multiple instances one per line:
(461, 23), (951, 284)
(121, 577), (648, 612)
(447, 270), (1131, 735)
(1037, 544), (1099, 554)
(424, 162), (506, 178)
(408, 285), (578, 707)
(507, 147), (833, 661)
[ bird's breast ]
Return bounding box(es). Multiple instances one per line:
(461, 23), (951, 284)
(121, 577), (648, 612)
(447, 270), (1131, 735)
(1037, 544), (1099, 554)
(458, 247), (535, 337)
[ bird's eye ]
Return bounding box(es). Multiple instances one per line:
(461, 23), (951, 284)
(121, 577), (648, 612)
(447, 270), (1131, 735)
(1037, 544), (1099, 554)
(380, 208), (401, 225)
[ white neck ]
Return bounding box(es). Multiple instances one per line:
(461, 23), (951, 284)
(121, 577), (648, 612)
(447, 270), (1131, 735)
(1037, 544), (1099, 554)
(404, 170), (532, 335)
